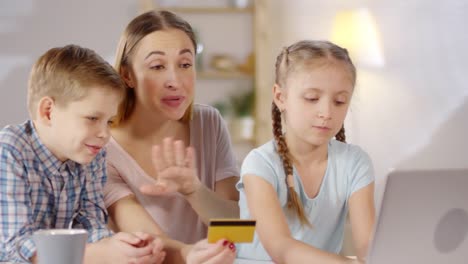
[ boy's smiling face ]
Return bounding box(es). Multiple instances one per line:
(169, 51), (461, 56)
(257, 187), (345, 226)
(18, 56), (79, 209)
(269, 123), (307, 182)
(43, 86), (121, 164)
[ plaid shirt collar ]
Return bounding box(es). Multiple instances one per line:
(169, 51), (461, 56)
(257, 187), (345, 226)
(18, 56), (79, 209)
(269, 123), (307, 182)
(26, 120), (77, 175)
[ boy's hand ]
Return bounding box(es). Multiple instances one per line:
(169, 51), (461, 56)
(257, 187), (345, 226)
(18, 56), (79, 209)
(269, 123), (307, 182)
(140, 138), (202, 197)
(88, 232), (165, 264)
(131, 232), (166, 264)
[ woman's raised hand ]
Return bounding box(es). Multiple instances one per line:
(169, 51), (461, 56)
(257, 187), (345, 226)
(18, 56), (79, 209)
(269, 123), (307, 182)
(140, 138), (202, 196)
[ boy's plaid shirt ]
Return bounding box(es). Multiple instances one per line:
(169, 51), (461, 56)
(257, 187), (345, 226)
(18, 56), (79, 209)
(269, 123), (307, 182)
(0, 120), (113, 262)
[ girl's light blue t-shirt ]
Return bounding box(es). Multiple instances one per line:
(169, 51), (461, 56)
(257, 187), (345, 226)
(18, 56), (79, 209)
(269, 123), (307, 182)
(236, 139), (374, 261)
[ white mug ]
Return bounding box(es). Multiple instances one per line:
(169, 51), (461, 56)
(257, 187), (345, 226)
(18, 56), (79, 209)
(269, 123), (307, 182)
(32, 229), (88, 264)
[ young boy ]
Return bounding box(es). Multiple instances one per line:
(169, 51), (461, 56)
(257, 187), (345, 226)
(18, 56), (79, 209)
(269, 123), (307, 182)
(0, 45), (165, 263)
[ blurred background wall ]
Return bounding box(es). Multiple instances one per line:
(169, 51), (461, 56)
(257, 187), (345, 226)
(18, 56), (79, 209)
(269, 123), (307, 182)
(0, 0), (137, 126)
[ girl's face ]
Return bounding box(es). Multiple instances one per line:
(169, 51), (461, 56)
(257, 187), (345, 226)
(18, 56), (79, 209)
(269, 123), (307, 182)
(125, 28), (195, 120)
(274, 62), (354, 146)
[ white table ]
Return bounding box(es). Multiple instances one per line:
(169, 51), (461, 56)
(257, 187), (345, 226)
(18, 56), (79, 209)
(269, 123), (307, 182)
(235, 256), (356, 263)
(235, 259), (274, 264)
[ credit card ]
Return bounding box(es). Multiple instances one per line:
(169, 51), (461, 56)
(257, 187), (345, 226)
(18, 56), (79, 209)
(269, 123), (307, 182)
(207, 218), (256, 243)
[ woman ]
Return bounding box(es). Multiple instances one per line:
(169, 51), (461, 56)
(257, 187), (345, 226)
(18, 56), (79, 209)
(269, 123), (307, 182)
(103, 10), (239, 263)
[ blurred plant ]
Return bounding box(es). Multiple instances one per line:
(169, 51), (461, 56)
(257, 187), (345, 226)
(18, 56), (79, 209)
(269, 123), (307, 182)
(212, 89), (255, 118)
(213, 101), (229, 117)
(229, 89), (255, 117)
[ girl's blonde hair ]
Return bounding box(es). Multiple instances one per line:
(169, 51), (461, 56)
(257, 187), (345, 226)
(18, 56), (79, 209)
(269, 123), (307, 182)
(113, 10), (197, 125)
(272, 40), (356, 225)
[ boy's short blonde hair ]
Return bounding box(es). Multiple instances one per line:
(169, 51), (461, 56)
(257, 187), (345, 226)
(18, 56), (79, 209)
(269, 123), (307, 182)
(27, 44), (125, 118)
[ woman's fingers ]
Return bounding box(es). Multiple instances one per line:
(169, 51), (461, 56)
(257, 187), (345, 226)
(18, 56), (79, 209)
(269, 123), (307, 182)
(154, 139), (188, 171)
(144, 138), (199, 196)
(204, 247), (235, 264)
(187, 239), (237, 264)
(163, 137), (175, 168)
(192, 239), (210, 250)
(174, 140), (186, 167)
(192, 239), (226, 263)
(185, 146), (196, 169)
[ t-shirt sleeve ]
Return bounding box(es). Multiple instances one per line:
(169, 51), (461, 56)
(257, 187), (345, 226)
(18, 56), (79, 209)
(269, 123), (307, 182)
(103, 158), (134, 208)
(213, 109), (240, 181)
(236, 149), (278, 191)
(347, 147), (375, 198)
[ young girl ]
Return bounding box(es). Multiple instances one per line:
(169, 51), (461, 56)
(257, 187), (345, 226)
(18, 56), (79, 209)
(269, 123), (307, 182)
(236, 40), (375, 263)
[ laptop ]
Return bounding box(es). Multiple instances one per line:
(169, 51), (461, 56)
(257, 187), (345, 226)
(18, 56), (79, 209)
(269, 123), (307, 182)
(367, 169), (468, 264)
